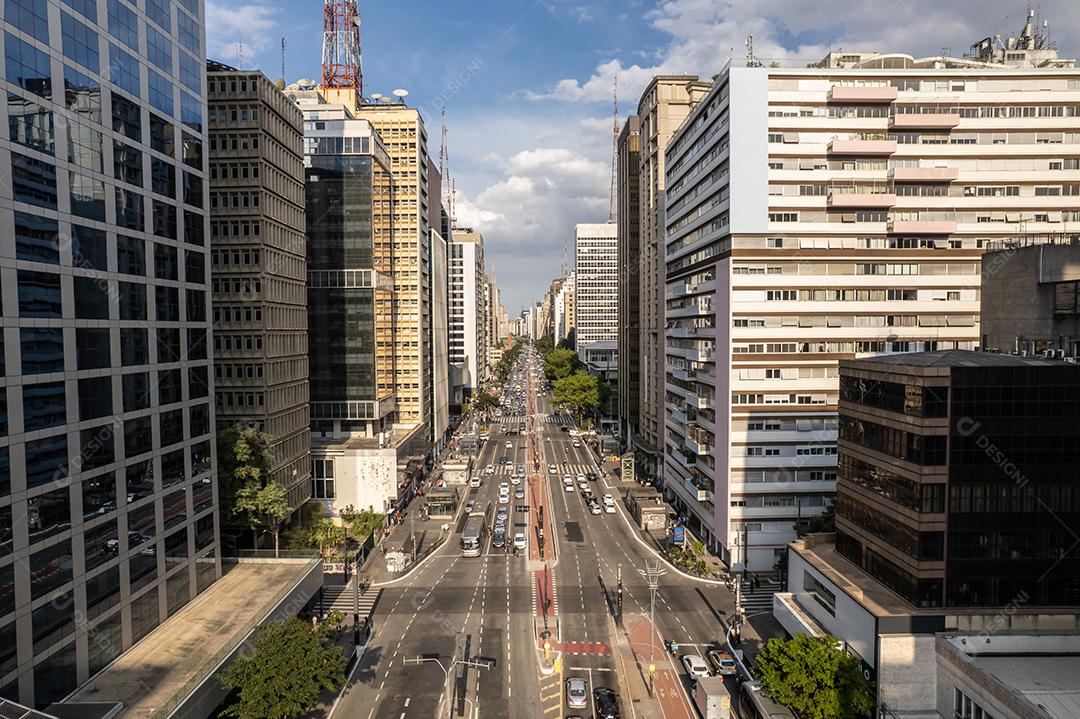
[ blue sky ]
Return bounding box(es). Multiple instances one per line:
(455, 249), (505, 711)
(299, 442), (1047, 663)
(206, 0), (1080, 313)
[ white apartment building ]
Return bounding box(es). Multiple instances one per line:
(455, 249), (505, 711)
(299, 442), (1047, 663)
(554, 272), (576, 343)
(662, 49), (1080, 571)
(575, 222), (619, 354)
(449, 230), (487, 392)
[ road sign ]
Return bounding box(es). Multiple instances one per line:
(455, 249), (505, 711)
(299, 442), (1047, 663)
(673, 526), (686, 545)
(620, 452), (634, 483)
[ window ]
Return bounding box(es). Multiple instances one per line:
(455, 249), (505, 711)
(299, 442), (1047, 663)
(70, 172), (106, 221)
(146, 25), (172, 73)
(154, 243), (178, 280)
(118, 281), (147, 320)
(178, 10), (200, 53)
(156, 286), (179, 322)
(73, 276), (110, 319)
(116, 188), (145, 231)
(82, 473), (116, 520)
(179, 52), (200, 93)
(152, 157), (176, 196)
(78, 376), (113, 420)
(21, 328), (64, 374)
(11, 152), (57, 208)
(146, 0), (170, 30)
(71, 225), (107, 271)
(8, 95), (54, 153)
(157, 327), (181, 363)
(67, 120), (103, 172)
(5, 33), (52, 98)
(108, 43), (140, 98)
(122, 372), (150, 412)
(15, 212), (59, 263)
(61, 11), (99, 72)
(312, 458), (336, 499)
(107, 0), (138, 48)
(114, 140), (143, 186)
(120, 327), (148, 366)
(24, 381), (67, 432)
(7, 0), (50, 42)
(148, 69), (173, 115)
(18, 269), (61, 317)
(75, 327), (110, 369)
(803, 570), (837, 615)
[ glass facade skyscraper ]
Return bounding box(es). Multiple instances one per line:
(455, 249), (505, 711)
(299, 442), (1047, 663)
(0, 0), (217, 707)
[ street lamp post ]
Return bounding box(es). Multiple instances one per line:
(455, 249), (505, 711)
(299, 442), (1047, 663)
(638, 559), (666, 697)
(403, 654), (493, 719)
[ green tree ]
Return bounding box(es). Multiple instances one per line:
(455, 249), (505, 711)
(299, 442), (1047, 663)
(543, 347), (579, 380)
(234, 480), (291, 557)
(218, 617), (346, 719)
(312, 519), (346, 560)
(796, 501), (835, 538)
(472, 390), (499, 414)
(755, 634), (874, 719)
(218, 426), (276, 551)
(552, 370), (600, 425)
(535, 335), (555, 355)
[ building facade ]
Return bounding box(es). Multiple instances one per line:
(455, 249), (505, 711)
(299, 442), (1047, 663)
(617, 115), (642, 447)
(837, 350), (1080, 608)
(0, 0), (219, 706)
(554, 272), (575, 343)
(637, 77), (712, 479)
(208, 66), (310, 517)
(448, 229), (486, 393)
(662, 53), (1080, 570)
(430, 228), (450, 446)
(574, 222), (619, 353)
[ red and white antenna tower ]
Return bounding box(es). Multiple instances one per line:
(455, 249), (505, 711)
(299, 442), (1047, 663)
(321, 0), (362, 94)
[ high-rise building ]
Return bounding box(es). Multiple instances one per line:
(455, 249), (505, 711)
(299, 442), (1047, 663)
(661, 45), (1080, 570)
(636, 76), (712, 481)
(836, 350), (1080, 608)
(449, 229), (487, 396)
(0, 0), (218, 706)
(617, 115), (642, 447)
(207, 65), (310, 523)
(554, 272), (575, 343)
(430, 228), (450, 447)
(574, 222), (619, 354)
(354, 103), (433, 436)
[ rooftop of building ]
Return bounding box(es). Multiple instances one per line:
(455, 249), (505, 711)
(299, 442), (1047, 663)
(311, 422), (426, 452)
(968, 655), (1080, 719)
(843, 349), (1067, 370)
(63, 559), (321, 719)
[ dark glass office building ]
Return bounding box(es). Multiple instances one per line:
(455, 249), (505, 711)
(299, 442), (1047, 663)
(0, 0), (218, 707)
(836, 350), (1080, 609)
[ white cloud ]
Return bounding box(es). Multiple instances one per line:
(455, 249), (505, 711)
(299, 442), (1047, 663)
(527, 0), (1080, 104)
(205, 2), (280, 67)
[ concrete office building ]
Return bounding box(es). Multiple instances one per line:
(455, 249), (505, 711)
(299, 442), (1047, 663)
(574, 222), (619, 354)
(636, 77), (712, 480)
(980, 236), (1080, 356)
(617, 115), (642, 447)
(207, 65), (311, 521)
(554, 272), (575, 344)
(430, 228), (450, 447)
(449, 229), (487, 395)
(0, 0), (220, 706)
(661, 39), (1080, 570)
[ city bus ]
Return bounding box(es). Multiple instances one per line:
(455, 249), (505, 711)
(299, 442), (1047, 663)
(460, 502), (492, 557)
(737, 681), (798, 719)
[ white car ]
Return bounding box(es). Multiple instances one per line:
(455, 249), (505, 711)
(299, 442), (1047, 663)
(510, 474), (521, 485)
(603, 496), (616, 513)
(565, 677), (587, 709)
(469, 476), (481, 488)
(563, 480), (574, 492)
(603, 494), (614, 505)
(681, 654), (709, 680)
(513, 532), (527, 551)
(505, 440), (513, 448)
(589, 501), (602, 515)
(500, 482), (510, 492)
(572, 440), (581, 448)
(576, 474), (586, 483)
(563, 474), (572, 482)
(499, 493), (509, 504)
(548, 464), (557, 474)
(485, 464), (495, 475)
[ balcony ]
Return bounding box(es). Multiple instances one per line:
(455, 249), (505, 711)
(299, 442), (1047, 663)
(889, 166), (959, 183)
(690, 394), (713, 410)
(827, 85), (898, 103)
(889, 113), (960, 130)
(887, 218), (958, 234)
(827, 192), (897, 208)
(828, 138), (897, 156)
(685, 435), (712, 456)
(670, 449), (697, 470)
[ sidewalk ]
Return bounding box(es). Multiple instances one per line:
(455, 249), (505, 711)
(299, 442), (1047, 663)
(352, 495), (454, 586)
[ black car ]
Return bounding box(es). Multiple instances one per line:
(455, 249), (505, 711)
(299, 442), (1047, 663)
(593, 687), (620, 718)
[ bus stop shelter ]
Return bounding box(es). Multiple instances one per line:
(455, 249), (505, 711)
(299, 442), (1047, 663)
(425, 487), (458, 519)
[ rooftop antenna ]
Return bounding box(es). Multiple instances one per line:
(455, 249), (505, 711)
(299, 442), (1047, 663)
(236, 36), (244, 67)
(321, 0), (363, 95)
(440, 105), (452, 222)
(280, 36), (286, 82)
(745, 33), (760, 67)
(608, 74), (618, 223)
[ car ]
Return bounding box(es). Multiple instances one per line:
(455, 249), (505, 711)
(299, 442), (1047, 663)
(572, 439), (581, 448)
(485, 464), (495, 474)
(589, 501), (602, 515)
(518, 465), (525, 475)
(515, 487), (525, 500)
(496, 507), (509, 521)
(498, 493), (509, 504)
(593, 687), (621, 719)
(513, 532), (527, 551)
(706, 648), (738, 676)
(565, 677), (587, 709)
(586, 472), (598, 482)
(563, 474), (572, 482)
(505, 440), (513, 448)
(548, 464), (558, 474)
(603, 494), (614, 505)
(563, 480), (574, 492)
(464, 501), (476, 513)
(470, 476), (481, 488)
(510, 475), (521, 485)
(492, 531), (505, 548)
(681, 654), (710, 680)
(560, 426), (570, 432)
(499, 456), (510, 464)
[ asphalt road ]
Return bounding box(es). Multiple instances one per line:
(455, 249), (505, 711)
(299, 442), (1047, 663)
(335, 349), (740, 718)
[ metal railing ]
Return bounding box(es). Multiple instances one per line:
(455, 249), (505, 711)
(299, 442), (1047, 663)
(147, 556), (322, 719)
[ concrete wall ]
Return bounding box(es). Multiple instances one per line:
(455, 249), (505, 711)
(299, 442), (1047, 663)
(878, 634), (938, 713)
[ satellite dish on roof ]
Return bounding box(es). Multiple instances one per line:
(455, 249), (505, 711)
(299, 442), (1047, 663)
(393, 88), (409, 99)
(370, 92), (383, 100)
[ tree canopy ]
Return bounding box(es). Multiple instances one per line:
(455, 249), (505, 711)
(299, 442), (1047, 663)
(543, 347), (580, 381)
(755, 633), (873, 719)
(552, 370), (600, 425)
(234, 480), (291, 556)
(218, 426), (277, 551)
(218, 617), (346, 719)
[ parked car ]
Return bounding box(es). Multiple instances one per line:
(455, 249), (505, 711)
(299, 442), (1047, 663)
(565, 677), (587, 708)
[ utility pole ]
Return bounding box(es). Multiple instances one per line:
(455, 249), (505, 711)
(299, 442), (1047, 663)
(616, 564), (623, 626)
(411, 509), (417, 564)
(639, 560), (666, 696)
(403, 653), (493, 719)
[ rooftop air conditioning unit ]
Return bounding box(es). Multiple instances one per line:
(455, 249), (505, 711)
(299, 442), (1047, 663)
(1020, 350), (1030, 357)
(1054, 349), (1066, 359)
(1064, 356), (1077, 364)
